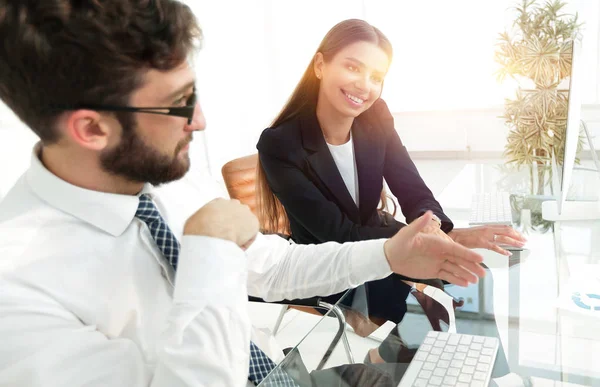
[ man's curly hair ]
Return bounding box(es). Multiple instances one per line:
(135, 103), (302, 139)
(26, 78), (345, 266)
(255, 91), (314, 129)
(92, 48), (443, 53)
(0, 0), (202, 143)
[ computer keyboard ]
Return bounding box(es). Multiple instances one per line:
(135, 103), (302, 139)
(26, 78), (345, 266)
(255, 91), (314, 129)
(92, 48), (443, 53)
(398, 331), (499, 387)
(468, 192), (513, 226)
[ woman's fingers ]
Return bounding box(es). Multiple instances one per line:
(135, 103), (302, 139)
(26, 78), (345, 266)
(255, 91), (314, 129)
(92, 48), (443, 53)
(489, 225), (527, 242)
(494, 235), (524, 248)
(486, 241), (511, 256)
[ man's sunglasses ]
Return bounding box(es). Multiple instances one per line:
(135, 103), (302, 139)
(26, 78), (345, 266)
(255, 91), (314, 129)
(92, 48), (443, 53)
(50, 93), (197, 125)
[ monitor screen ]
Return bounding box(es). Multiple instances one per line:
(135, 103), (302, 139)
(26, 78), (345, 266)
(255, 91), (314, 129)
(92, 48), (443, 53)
(558, 37), (583, 214)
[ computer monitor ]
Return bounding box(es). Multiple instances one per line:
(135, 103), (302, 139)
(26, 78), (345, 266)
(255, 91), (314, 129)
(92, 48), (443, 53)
(542, 37), (600, 221)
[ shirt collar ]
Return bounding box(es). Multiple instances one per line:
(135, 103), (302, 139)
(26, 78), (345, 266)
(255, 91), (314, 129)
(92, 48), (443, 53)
(26, 143), (154, 237)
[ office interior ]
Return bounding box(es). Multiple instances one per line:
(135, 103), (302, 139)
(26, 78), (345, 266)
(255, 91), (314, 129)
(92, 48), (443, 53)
(1, 1), (599, 386)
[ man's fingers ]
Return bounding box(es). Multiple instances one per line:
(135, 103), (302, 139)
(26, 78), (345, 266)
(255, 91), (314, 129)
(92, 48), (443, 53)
(438, 269), (469, 287)
(428, 236), (486, 278)
(442, 260), (479, 284)
(406, 210), (434, 237)
(445, 254), (486, 278)
(240, 235), (257, 251)
(436, 237), (484, 263)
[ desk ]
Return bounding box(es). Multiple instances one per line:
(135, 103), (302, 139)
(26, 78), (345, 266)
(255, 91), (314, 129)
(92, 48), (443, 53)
(260, 163), (600, 386)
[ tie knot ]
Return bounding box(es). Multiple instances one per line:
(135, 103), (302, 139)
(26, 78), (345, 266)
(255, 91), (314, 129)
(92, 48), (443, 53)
(136, 194), (161, 224)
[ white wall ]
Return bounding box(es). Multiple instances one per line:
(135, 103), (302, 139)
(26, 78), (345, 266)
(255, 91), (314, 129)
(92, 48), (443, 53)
(189, 0), (367, 177)
(368, 0), (600, 112)
(394, 105), (600, 155)
(0, 104), (35, 200)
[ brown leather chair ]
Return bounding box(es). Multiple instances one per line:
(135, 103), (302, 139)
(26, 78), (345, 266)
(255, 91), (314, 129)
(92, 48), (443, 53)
(221, 153), (288, 235)
(221, 154), (260, 217)
(221, 153), (354, 368)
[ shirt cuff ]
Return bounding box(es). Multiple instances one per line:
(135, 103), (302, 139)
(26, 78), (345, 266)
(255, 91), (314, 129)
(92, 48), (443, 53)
(348, 239), (392, 283)
(174, 235), (246, 304)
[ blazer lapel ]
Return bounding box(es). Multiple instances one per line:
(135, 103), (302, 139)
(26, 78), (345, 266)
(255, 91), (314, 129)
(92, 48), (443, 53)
(352, 118), (386, 223)
(300, 113), (361, 222)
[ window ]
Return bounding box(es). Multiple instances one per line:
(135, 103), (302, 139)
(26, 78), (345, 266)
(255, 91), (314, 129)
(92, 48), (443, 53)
(365, 0), (600, 112)
(189, 0), (600, 168)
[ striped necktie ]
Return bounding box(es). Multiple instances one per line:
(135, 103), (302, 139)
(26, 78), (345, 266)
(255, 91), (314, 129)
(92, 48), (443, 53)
(135, 194), (180, 269)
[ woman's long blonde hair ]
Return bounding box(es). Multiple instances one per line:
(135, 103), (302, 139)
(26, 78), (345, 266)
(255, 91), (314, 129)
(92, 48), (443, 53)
(257, 19), (395, 235)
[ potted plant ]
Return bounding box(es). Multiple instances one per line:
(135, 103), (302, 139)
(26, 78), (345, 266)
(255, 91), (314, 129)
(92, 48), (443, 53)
(495, 0), (584, 196)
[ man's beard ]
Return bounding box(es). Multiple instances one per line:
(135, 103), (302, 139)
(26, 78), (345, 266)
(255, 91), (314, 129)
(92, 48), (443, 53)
(100, 124), (192, 186)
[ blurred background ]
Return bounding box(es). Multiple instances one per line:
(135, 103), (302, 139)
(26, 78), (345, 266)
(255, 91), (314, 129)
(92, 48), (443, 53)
(1, 0), (598, 195)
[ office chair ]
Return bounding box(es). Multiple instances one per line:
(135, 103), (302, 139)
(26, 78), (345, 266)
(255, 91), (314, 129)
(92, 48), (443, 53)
(222, 153), (353, 368)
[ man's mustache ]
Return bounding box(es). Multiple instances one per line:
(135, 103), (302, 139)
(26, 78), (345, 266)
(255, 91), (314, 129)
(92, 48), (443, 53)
(175, 135), (193, 154)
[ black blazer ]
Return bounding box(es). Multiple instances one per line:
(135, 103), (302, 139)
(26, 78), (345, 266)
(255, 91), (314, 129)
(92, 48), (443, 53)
(257, 99), (453, 245)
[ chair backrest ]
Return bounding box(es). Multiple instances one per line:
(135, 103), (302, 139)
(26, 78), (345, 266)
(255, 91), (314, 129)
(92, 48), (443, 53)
(225, 156), (323, 316)
(221, 153), (259, 213)
(221, 153), (288, 235)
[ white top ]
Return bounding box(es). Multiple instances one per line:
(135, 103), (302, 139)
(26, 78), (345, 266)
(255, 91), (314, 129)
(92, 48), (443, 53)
(326, 133), (359, 206)
(0, 144), (392, 387)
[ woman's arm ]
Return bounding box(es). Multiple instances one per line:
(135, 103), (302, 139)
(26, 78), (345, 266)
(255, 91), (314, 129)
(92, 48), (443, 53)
(368, 100), (454, 233)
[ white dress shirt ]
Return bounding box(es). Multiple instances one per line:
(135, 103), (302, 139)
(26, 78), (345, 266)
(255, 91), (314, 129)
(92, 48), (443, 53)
(326, 134), (359, 206)
(0, 145), (393, 387)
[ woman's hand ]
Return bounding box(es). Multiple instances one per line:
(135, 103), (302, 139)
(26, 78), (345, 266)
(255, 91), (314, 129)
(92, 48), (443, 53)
(448, 225), (527, 256)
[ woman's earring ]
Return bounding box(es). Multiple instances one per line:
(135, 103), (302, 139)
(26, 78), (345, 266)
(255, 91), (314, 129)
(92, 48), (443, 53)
(316, 74), (321, 79)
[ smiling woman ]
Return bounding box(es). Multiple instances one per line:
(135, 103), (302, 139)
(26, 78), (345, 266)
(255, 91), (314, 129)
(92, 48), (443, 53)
(254, 18), (525, 368)
(256, 19), (396, 236)
(255, 18), (458, 365)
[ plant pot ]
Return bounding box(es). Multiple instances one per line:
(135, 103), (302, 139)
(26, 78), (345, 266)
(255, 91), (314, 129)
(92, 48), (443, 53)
(510, 193), (553, 233)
